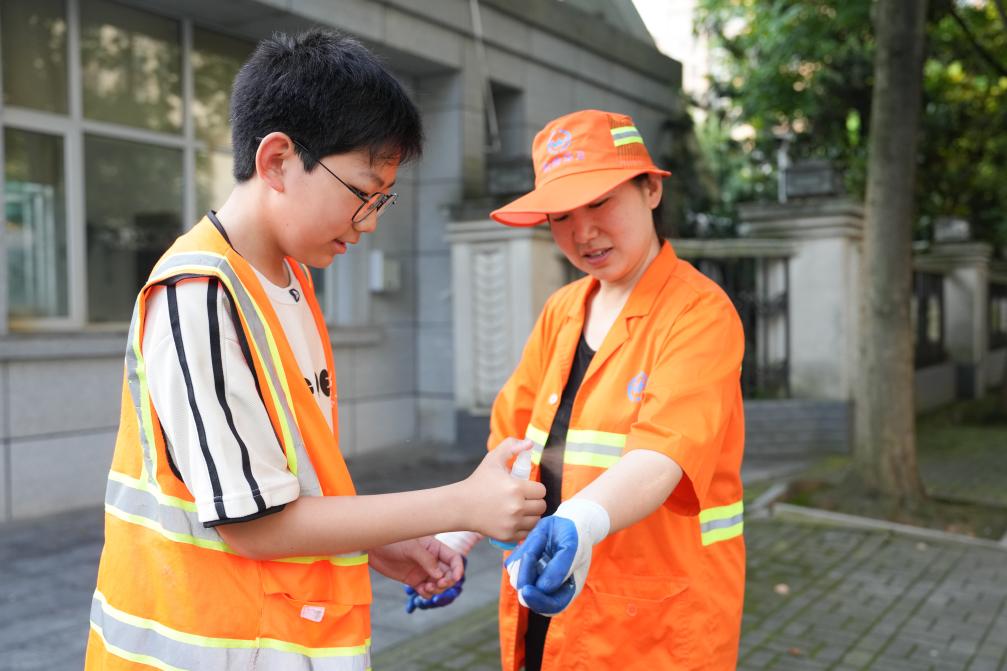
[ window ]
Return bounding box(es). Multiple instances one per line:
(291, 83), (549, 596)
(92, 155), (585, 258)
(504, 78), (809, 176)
(317, 238), (372, 327)
(5, 128), (68, 319)
(80, 0), (182, 133)
(1, 1), (372, 331)
(84, 134), (182, 323)
(192, 28), (250, 148)
(192, 28), (252, 215)
(1, 0), (68, 114)
(194, 150), (233, 219)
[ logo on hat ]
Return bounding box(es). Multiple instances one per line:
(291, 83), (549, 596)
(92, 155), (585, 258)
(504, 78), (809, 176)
(541, 128), (585, 174)
(546, 129), (572, 154)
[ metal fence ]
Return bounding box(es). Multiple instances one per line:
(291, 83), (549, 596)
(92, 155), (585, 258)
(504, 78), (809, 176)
(991, 282), (1007, 350)
(562, 243), (792, 398)
(912, 271), (947, 368)
(691, 256), (791, 398)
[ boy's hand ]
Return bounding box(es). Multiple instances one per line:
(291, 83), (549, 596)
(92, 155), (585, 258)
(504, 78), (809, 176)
(370, 537), (464, 598)
(459, 438), (546, 541)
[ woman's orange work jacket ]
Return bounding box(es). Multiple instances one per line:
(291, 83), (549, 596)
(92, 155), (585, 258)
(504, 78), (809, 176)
(86, 217), (372, 670)
(490, 242), (746, 671)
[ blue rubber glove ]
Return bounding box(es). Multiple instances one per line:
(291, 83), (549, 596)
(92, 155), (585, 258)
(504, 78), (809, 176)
(505, 499), (610, 617)
(403, 558), (467, 614)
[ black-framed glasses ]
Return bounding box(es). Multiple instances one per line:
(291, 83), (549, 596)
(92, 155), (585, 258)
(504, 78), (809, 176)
(258, 136), (398, 224)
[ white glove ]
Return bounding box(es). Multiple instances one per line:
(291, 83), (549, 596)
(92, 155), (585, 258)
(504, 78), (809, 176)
(434, 531), (482, 556)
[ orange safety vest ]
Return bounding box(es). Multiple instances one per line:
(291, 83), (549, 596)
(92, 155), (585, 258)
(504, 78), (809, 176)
(490, 242), (746, 671)
(85, 217), (372, 670)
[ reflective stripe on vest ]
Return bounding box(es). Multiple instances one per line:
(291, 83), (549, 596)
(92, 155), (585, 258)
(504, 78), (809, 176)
(90, 592), (371, 671)
(699, 501), (744, 546)
(525, 425), (548, 465)
(564, 429), (625, 468)
(525, 423), (744, 546)
(120, 250), (366, 567)
(105, 471), (367, 567)
(525, 424), (626, 469)
(89, 221), (371, 670)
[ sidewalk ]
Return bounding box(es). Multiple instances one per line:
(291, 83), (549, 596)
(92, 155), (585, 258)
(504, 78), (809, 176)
(349, 445), (508, 655)
(373, 515), (1007, 671)
(372, 447), (1007, 671)
(2, 445), (1005, 670)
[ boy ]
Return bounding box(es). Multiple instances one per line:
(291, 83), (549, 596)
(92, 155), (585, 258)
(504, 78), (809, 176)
(85, 29), (545, 670)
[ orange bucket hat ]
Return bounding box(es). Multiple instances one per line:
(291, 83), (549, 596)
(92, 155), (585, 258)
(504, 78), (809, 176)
(490, 109), (670, 227)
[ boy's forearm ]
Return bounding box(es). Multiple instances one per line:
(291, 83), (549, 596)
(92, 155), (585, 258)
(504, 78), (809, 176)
(217, 438), (546, 559)
(217, 484), (468, 559)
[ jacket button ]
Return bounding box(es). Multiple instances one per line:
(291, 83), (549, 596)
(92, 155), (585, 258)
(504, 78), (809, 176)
(626, 603), (638, 617)
(548, 393), (558, 405)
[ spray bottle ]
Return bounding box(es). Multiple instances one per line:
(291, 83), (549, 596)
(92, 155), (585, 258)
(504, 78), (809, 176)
(487, 450), (533, 551)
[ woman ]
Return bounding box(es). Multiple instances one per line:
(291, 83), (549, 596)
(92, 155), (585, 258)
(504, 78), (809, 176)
(488, 109), (746, 671)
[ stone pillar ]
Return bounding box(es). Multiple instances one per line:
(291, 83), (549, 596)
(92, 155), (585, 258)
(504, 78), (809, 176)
(739, 198), (864, 401)
(446, 220), (566, 450)
(916, 242), (993, 398)
(412, 69), (473, 445)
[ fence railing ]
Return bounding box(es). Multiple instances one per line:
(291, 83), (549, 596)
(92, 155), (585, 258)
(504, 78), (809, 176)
(673, 239), (793, 399)
(991, 282), (1007, 350)
(912, 271), (947, 368)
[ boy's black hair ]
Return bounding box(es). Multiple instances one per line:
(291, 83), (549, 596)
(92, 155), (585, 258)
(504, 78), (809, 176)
(230, 28), (423, 182)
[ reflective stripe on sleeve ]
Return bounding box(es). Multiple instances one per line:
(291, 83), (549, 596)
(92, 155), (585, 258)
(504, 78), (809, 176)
(699, 500), (744, 546)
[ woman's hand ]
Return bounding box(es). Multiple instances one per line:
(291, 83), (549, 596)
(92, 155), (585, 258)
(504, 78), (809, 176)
(369, 536), (464, 598)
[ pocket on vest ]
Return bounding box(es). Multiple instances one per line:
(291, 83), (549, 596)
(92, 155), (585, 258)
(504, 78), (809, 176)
(260, 558), (372, 605)
(258, 591), (370, 651)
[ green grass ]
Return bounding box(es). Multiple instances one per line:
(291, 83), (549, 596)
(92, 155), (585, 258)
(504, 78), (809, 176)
(779, 394), (1007, 540)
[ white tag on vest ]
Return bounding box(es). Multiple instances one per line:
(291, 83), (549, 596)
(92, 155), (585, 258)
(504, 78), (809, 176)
(300, 605), (325, 622)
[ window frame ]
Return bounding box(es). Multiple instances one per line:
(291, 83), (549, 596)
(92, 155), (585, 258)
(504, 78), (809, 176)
(3, 0), (196, 331)
(2, 116), (77, 330)
(2, 0), (373, 333)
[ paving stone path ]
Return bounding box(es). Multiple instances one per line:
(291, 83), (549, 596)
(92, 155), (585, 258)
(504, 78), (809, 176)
(2, 449), (1004, 670)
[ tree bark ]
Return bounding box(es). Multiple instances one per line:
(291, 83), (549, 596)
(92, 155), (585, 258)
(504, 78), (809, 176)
(855, 0), (928, 502)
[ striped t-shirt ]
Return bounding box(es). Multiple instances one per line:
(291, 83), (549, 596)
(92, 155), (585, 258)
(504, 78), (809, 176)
(142, 260), (332, 527)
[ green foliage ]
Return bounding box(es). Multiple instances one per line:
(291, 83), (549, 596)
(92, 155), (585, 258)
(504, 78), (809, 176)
(661, 111), (771, 237)
(695, 0), (1007, 249)
(919, 1), (1007, 244)
(695, 112), (776, 228)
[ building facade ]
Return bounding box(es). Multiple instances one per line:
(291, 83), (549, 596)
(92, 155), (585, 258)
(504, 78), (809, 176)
(0, 0), (681, 521)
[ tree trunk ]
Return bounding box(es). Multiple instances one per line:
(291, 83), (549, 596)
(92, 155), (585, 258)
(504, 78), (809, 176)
(855, 0), (928, 502)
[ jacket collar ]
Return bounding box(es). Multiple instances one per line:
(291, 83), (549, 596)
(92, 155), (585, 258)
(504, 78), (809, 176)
(564, 241), (678, 323)
(561, 241), (678, 383)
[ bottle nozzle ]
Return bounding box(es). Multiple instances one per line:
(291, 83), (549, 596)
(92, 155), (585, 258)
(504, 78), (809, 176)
(511, 450), (533, 480)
